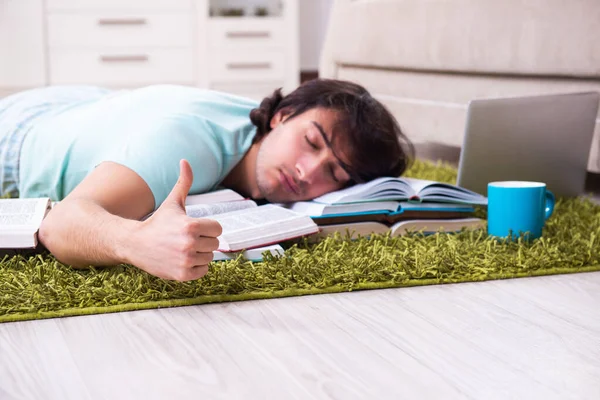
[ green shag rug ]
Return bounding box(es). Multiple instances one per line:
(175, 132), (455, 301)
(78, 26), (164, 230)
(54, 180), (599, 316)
(2, 160), (600, 323)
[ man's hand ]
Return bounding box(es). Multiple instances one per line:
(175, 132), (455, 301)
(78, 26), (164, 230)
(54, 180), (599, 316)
(131, 159), (223, 281)
(39, 158), (222, 281)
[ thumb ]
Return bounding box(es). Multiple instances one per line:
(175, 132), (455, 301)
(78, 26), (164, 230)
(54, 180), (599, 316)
(164, 159), (193, 209)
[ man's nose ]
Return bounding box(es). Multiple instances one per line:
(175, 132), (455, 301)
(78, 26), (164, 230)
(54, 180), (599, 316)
(296, 157), (322, 184)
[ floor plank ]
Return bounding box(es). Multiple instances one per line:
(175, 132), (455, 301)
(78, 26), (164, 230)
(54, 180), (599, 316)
(0, 272), (599, 400)
(0, 318), (91, 400)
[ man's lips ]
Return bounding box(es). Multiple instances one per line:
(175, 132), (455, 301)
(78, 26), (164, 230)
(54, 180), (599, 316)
(280, 170), (300, 194)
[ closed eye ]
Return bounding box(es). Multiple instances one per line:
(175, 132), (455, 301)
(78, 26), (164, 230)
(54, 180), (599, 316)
(306, 134), (340, 183)
(305, 135), (318, 149)
(330, 166), (340, 183)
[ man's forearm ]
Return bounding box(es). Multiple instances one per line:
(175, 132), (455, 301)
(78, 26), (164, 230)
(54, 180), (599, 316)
(38, 198), (142, 268)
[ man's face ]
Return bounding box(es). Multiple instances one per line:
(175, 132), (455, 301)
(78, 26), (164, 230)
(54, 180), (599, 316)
(254, 107), (353, 203)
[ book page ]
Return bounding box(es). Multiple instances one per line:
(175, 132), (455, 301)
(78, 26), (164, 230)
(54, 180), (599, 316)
(312, 177), (413, 204)
(0, 214), (38, 226)
(0, 199), (38, 216)
(207, 204), (318, 251)
(208, 205), (300, 234)
(186, 200), (256, 218)
(312, 178), (390, 204)
(418, 186), (488, 205)
(277, 201), (327, 216)
(185, 189), (245, 206)
(0, 198), (50, 248)
(402, 178), (488, 204)
(401, 178), (438, 194)
(0, 198), (50, 229)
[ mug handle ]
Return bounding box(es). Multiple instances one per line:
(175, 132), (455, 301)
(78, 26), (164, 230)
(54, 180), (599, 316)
(544, 190), (555, 220)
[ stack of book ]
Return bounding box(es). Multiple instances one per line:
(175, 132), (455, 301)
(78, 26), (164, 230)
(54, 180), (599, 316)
(281, 177), (488, 241)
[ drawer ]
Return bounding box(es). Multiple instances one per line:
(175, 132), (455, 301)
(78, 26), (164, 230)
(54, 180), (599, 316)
(208, 18), (285, 49)
(47, 13), (193, 48)
(210, 51), (286, 83)
(46, 0), (193, 12)
(49, 49), (194, 86)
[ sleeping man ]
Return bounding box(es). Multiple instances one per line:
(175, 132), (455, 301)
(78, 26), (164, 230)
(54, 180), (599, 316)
(0, 79), (413, 281)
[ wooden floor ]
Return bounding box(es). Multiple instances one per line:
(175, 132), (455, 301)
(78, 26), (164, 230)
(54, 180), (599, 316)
(0, 271), (599, 400)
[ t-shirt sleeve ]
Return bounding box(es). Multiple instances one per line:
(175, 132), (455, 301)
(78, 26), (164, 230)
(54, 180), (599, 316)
(103, 118), (224, 210)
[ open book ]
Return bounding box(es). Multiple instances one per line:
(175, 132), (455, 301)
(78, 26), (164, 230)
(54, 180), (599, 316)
(0, 198), (52, 249)
(185, 189), (318, 252)
(206, 204), (318, 252)
(313, 177), (488, 205)
(309, 217), (486, 242)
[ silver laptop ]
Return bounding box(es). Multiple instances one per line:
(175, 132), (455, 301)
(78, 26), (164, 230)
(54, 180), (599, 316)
(457, 91), (600, 197)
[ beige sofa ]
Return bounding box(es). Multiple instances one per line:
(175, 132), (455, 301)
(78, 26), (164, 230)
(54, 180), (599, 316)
(319, 0), (600, 172)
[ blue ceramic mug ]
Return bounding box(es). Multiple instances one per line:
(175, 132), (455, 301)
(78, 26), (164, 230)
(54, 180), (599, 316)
(487, 181), (555, 241)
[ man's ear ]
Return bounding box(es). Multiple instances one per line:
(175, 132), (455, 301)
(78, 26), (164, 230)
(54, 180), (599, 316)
(270, 109), (290, 129)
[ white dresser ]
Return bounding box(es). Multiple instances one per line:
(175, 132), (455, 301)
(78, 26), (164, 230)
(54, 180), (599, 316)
(0, 0), (299, 100)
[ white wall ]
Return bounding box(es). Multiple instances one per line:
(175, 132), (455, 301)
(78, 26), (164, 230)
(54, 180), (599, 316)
(299, 0), (333, 71)
(0, 0), (46, 88)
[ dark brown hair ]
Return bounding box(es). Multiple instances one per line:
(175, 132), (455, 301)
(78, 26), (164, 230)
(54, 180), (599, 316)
(249, 78), (414, 184)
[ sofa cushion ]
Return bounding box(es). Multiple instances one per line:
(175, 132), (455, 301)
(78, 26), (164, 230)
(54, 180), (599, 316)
(328, 0), (600, 78)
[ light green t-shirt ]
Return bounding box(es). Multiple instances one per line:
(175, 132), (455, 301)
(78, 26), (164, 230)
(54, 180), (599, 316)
(19, 85), (258, 209)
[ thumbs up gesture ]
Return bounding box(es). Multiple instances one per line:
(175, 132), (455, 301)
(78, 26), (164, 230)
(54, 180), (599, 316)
(135, 159), (223, 281)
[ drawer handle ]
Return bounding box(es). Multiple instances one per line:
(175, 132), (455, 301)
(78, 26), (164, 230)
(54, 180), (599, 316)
(100, 55), (149, 63)
(98, 18), (147, 26)
(226, 62), (271, 70)
(226, 31), (271, 39)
